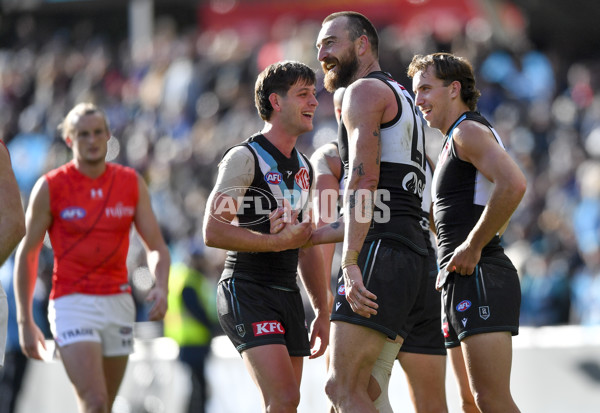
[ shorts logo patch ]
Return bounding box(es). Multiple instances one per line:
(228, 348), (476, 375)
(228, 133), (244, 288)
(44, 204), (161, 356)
(479, 306), (490, 320)
(264, 171), (282, 184)
(442, 322), (449, 338)
(337, 285), (346, 295)
(335, 302), (342, 311)
(235, 324), (246, 337)
(461, 318), (468, 327)
(252, 320), (285, 336)
(456, 300), (472, 312)
(60, 327), (94, 342)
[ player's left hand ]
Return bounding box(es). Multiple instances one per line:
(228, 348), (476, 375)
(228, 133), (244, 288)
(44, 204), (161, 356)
(146, 286), (168, 321)
(308, 311), (330, 359)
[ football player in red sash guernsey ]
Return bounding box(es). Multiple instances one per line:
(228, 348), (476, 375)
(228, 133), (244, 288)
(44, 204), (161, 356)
(14, 103), (170, 413)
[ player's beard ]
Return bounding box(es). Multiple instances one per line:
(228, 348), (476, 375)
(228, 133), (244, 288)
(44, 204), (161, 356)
(323, 50), (359, 93)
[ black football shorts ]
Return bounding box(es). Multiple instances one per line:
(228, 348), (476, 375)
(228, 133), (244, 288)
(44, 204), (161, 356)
(217, 277), (310, 356)
(441, 259), (521, 348)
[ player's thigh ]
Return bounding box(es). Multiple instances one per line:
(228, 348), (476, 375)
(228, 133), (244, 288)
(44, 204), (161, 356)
(242, 344), (301, 401)
(461, 331), (514, 393)
(398, 351), (447, 412)
(448, 346), (477, 409)
(59, 341), (107, 397)
(102, 355), (129, 403)
(398, 351), (446, 391)
(329, 321), (386, 388)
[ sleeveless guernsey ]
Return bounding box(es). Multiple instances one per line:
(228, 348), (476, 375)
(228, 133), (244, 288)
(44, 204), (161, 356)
(221, 134), (313, 290)
(432, 111), (510, 268)
(46, 161), (138, 299)
(337, 71), (427, 254)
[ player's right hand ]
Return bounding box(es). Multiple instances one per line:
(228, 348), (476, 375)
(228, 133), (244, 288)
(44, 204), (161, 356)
(269, 207), (287, 234)
(275, 209), (312, 250)
(18, 321), (46, 361)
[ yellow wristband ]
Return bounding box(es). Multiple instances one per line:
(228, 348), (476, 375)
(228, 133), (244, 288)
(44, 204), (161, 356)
(341, 250), (360, 269)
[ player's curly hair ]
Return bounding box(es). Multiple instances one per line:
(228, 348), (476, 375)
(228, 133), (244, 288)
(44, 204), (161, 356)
(407, 53), (481, 111)
(254, 60), (316, 121)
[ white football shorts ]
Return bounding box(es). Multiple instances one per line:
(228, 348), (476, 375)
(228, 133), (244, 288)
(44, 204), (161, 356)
(49, 293), (135, 357)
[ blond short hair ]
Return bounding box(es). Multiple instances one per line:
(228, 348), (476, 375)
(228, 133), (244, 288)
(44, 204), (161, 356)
(58, 103), (110, 141)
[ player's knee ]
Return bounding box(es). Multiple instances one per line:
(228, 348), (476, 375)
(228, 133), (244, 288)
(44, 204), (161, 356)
(413, 397), (449, 413)
(371, 340), (401, 413)
(471, 386), (509, 413)
(459, 398), (479, 413)
(472, 394), (497, 413)
(265, 387), (300, 412)
(79, 391), (109, 413)
(324, 375), (342, 406)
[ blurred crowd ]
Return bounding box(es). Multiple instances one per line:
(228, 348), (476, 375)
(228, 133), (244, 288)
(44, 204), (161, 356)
(1, 5), (600, 329)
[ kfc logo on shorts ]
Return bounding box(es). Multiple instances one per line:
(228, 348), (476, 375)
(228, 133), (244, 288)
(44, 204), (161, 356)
(264, 171), (282, 184)
(337, 285), (346, 295)
(456, 300), (472, 312)
(295, 167), (310, 191)
(252, 320), (285, 336)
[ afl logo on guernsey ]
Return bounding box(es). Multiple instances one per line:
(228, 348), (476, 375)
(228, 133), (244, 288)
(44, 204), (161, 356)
(295, 167), (310, 191)
(456, 300), (472, 312)
(264, 171), (282, 184)
(60, 207), (86, 220)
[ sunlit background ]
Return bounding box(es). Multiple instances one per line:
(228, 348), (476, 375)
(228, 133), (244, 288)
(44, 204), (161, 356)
(1, 0), (600, 412)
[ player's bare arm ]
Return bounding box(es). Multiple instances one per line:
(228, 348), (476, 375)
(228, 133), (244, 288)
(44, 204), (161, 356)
(340, 79), (392, 317)
(447, 121), (526, 275)
(204, 146), (312, 252)
(134, 173), (171, 321)
(297, 221), (330, 359)
(14, 176), (52, 360)
(0, 144), (25, 265)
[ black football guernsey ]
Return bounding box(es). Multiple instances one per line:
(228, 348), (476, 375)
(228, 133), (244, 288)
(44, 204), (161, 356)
(221, 134), (313, 290)
(432, 111), (511, 269)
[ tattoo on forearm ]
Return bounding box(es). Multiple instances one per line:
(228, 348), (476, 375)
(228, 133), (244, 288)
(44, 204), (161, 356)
(349, 194), (356, 209)
(375, 129), (381, 165)
(330, 222), (340, 229)
(352, 163), (365, 177)
(362, 197), (374, 221)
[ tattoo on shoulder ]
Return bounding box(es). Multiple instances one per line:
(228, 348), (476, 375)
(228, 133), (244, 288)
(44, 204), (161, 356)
(353, 163), (365, 177)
